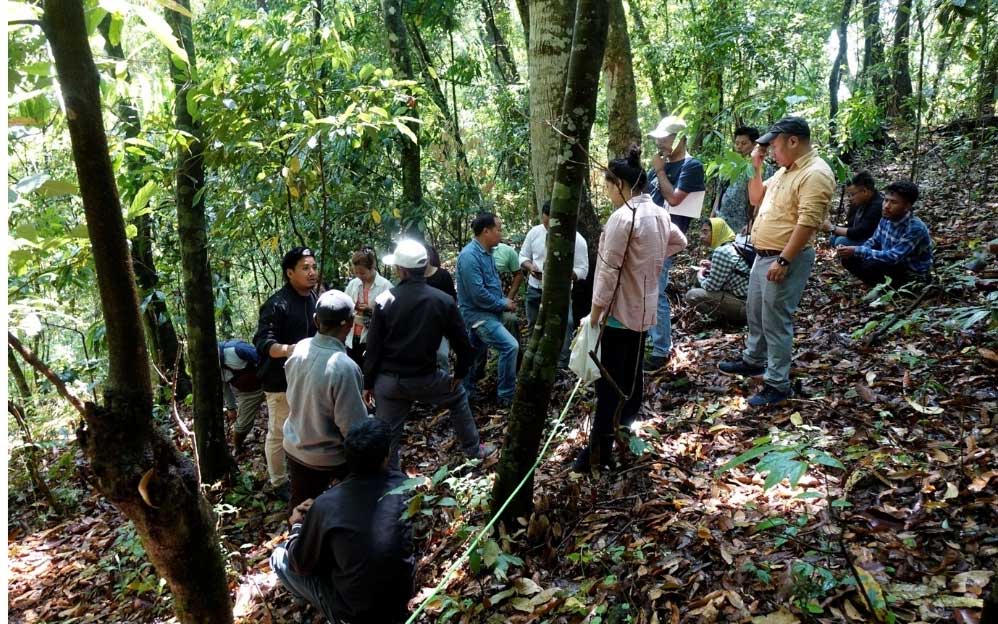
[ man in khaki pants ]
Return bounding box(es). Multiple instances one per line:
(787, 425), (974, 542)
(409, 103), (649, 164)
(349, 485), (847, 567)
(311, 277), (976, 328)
(254, 247), (319, 501)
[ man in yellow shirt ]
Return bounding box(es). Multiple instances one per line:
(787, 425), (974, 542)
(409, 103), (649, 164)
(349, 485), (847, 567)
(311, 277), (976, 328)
(719, 117), (835, 407)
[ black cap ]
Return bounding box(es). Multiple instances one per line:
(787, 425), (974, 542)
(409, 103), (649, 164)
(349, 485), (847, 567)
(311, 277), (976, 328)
(756, 117), (811, 145)
(281, 246), (315, 273)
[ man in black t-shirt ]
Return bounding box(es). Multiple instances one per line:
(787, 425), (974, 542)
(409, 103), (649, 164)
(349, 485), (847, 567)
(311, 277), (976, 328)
(270, 419), (415, 624)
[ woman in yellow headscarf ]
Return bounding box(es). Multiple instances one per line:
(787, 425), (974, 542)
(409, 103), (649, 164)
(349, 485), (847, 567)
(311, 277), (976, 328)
(685, 218), (750, 324)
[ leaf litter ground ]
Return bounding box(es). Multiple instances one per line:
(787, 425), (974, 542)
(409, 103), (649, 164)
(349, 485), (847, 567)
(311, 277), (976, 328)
(8, 144), (998, 623)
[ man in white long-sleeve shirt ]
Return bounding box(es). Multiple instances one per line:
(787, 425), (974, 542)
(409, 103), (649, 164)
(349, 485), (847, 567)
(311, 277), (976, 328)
(519, 200), (589, 368)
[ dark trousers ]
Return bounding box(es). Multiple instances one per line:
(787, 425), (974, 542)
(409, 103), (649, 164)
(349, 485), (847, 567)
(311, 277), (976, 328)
(591, 326), (645, 455)
(287, 455), (349, 509)
(347, 342), (366, 369)
(841, 256), (917, 287)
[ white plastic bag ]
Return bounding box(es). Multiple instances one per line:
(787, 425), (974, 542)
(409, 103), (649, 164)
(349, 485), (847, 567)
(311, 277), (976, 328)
(568, 315), (601, 384)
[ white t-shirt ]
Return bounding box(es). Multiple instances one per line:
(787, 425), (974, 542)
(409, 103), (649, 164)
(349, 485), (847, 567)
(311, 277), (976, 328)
(518, 223), (589, 290)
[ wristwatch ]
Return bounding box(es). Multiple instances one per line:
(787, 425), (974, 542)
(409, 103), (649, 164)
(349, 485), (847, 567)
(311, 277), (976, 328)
(776, 256), (791, 268)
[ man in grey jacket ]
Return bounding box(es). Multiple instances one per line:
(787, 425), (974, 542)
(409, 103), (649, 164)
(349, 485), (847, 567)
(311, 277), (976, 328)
(283, 290), (370, 508)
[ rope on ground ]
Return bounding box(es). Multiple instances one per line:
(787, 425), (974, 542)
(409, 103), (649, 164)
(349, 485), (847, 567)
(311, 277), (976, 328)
(404, 378), (584, 624)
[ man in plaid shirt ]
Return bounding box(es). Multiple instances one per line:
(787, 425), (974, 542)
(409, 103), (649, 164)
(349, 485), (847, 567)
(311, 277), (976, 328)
(686, 219), (751, 324)
(836, 180), (932, 287)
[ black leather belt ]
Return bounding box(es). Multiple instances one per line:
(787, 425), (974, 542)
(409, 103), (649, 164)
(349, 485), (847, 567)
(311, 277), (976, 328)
(755, 249), (782, 257)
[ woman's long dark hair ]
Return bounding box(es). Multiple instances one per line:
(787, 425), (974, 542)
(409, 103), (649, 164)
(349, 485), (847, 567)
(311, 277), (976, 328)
(605, 144), (647, 194)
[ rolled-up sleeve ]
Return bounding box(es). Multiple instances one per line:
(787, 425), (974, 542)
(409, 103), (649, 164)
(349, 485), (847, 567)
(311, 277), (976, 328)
(795, 170), (835, 228)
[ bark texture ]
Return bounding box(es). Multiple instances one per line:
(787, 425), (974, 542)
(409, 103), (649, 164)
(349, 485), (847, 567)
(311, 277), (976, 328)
(627, 1), (668, 117)
(99, 14), (192, 401)
(42, 2), (233, 622)
(603, 0), (641, 159)
(861, 0), (887, 108)
(527, 0), (575, 213)
(889, 0), (914, 120)
(166, 0), (232, 482)
(829, 0), (854, 137)
(383, 0), (423, 235)
(491, 0), (609, 524)
(481, 0), (520, 83)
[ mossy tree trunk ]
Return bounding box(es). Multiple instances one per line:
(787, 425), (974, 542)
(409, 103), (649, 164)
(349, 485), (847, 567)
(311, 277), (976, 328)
(888, 0), (914, 120)
(861, 0), (888, 109)
(165, 0), (232, 482)
(491, 0), (609, 524)
(41, 2), (233, 621)
(603, 0), (641, 159)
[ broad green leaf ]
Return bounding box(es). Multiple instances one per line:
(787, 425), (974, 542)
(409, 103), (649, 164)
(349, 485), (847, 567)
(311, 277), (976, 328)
(393, 119), (417, 144)
(132, 4), (189, 66)
(108, 11), (124, 46)
(854, 565), (889, 622)
(37, 179), (79, 197)
(152, 0), (193, 18)
(370, 209), (382, 224)
(129, 180), (158, 218)
(715, 442), (777, 475)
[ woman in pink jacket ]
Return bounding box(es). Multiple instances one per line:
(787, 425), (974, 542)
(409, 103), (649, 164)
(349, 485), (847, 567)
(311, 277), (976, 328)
(573, 147), (688, 471)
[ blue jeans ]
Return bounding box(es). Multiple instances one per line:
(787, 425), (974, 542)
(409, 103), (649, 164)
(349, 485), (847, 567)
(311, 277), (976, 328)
(829, 234), (864, 247)
(463, 314), (519, 400)
(741, 248), (815, 394)
(271, 545), (341, 623)
(649, 256), (674, 358)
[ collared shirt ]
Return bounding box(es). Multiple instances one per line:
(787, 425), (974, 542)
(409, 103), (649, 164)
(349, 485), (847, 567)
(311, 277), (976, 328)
(456, 239), (508, 323)
(699, 243), (750, 298)
(855, 213), (933, 274)
(592, 194), (688, 332)
(283, 333), (368, 468)
(751, 149), (836, 251)
(519, 224), (589, 290)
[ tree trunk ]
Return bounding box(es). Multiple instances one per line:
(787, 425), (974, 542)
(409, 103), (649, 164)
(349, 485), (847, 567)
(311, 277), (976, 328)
(491, 0), (609, 524)
(166, 0), (232, 482)
(408, 20), (481, 204)
(527, 0), (575, 213)
(513, 0), (529, 45)
(888, 0), (914, 120)
(41, 3), (233, 622)
(829, 0), (854, 140)
(626, 1), (668, 117)
(9, 346), (33, 398)
(861, 0), (887, 108)
(978, 0), (997, 117)
(481, 0), (521, 83)
(98, 14), (192, 401)
(603, 0), (641, 159)
(383, 0), (423, 236)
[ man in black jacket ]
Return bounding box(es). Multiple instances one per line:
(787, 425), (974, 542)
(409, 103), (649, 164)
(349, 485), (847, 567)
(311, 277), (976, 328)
(271, 418), (415, 624)
(253, 246), (319, 500)
(364, 239), (494, 469)
(821, 171), (882, 247)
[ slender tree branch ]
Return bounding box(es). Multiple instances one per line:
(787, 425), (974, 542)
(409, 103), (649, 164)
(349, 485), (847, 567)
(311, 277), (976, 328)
(8, 332), (87, 417)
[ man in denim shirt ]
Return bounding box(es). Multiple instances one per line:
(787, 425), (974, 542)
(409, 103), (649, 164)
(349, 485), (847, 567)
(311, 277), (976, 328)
(456, 213), (518, 406)
(836, 180), (932, 286)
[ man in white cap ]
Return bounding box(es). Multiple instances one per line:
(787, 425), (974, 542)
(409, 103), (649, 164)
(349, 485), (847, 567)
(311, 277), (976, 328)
(645, 116), (706, 370)
(283, 289), (370, 508)
(364, 239), (495, 469)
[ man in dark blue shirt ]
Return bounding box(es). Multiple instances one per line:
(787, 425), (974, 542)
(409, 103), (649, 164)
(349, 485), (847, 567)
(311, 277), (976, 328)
(836, 180), (933, 286)
(644, 116), (706, 370)
(271, 418), (415, 624)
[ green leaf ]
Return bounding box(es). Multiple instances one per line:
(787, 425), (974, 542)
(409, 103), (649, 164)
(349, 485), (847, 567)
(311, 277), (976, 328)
(132, 4), (189, 67)
(108, 12), (124, 46)
(125, 223), (138, 238)
(37, 179), (79, 197)
(431, 464), (448, 486)
(715, 442), (777, 475)
(393, 119), (417, 144)
(358, 63), (375, 82)
(129, 181), (158, 219)
(437, 497), (458, 507)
